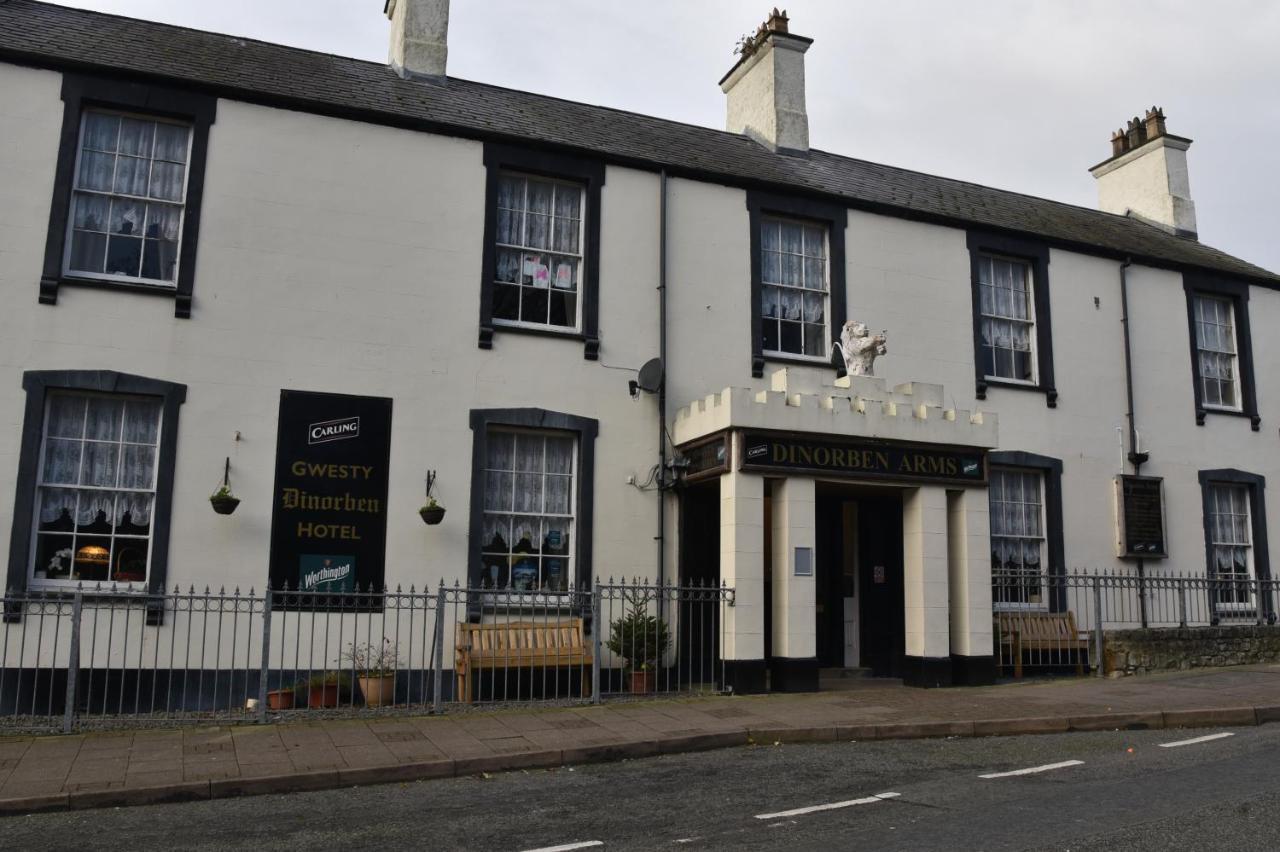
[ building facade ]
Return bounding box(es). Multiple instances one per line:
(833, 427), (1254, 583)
(1, 1), (1276, 694)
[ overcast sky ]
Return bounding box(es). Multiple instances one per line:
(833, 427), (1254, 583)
(49, 0), (1280, 273)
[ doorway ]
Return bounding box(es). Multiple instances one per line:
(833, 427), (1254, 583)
(816, 485), (904, 677)
(677, 482), (721, 685)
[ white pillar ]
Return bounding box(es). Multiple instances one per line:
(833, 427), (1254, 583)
(720, 469), (765, 674)
(902, 485), (950, 684)
(948, 487), (994, 683)
(770, 477), (816, 668)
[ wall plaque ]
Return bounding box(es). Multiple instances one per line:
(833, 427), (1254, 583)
(1115, 475), (1167, 558)
(738, 432), (986, 485)
(269, 390), (393, 605)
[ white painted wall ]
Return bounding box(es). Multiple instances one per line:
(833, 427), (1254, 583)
(3, 59), (1278, 671)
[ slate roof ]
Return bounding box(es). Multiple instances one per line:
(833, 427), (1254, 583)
(1, 0), (1275, 284)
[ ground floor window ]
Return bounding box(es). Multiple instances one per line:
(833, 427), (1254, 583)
(1207, 482), (1255, 611)
(32, 391), (162, 586)
(479, 428), (577, 592)
(989, 467), (1046, 608)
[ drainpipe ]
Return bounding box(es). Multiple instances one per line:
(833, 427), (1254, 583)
(657, 169), (669, 612)
(1119, 256), (1149, 627)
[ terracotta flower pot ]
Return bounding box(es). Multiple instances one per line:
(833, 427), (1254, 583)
(419, 505), (446, 525)
(210, 494), (241, 515)
(358, 674), (396, 707)
(266, 688), (295, 711)
(628, 670), (656, 694)
(307, 684), (340, 708)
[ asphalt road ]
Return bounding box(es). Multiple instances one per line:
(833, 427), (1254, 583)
(7, 725), (1280, 851)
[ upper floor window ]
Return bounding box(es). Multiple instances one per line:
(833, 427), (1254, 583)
(65, 110), (193, 286)
(989, 467), (1046, 609)
(31, 391), (163, 588)
(39, 76), (216, 317)
(492, 173), (585, 331)
(978, 254), (1035, 383)
(1192, 294), (1240, 410)
(760, 216), (829, 358)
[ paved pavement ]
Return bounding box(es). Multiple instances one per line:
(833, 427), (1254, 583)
(8, 724), (1280, 850)
(2, 664), (1279, 817)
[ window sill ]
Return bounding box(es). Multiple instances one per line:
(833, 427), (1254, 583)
(1195, 406), (1260, 430)
(479, 322), (597, 360)
(40, 274), (190, 317)
(976, 377), (1058, 408)
(755, 352), (834, 377)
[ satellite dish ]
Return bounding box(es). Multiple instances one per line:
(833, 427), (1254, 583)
(636, 358), (664, 394)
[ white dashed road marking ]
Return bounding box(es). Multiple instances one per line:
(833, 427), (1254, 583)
(520, 842), (604, 852)
(1159, 731), (1235, 748)
(754, 791), (900, 820)
(979, 759), (1084, 779)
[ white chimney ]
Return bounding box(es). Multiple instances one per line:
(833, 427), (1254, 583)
(385, 0), (449, 80)
(719, 9), (812, 154)
(1089, 107), (1197, 238)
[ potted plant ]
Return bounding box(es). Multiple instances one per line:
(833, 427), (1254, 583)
(606, 606), (671, 694)
(419, 496), (446, 525)
(266, 686), (295, 711)
(209, 484), (240, 515)
(345, 638), (401, 707)
(300, 671), (350, 708)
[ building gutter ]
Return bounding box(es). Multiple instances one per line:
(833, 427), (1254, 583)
(657, 169), (669, 600)
(1119, 257), (1147, 475)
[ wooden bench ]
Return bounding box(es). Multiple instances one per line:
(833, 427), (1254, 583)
(995, 611), (1089, 678)
(455, 618), (592, 704)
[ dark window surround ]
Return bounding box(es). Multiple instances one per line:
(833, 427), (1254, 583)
(1183, 274), (1261, 431)
(967, 232), (1057, 408)
(477, 143), (605, 360)
(988, 451), (1066, 613)
(747, 191), (848, 378)
(466, 408), (598, 608)
(39, 74), (217, 319)
(1198, 468), (1272, 624)
(5, 371), (187, 624)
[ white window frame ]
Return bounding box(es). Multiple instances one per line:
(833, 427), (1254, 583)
(1193, 294), (1242, 413)
(491, 171), (586, 334)
(760, 214), (831, 362)
(479, 426), (578, 595)
(990, 467), (1049, 612)
(1207, 482), (1256, 614)
(978, 253), (1038, 386)
(62, 107), (194, 289)
(28, 390), (163, 591)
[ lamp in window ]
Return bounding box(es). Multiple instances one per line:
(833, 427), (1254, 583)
(75, 544), (110, 567)
(419, 469), (445, 525)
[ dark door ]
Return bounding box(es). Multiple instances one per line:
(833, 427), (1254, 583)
(858, 496), (905, 677)
(678, 483), (721, 685)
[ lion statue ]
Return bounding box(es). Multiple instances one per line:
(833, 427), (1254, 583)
(832, 320), (887, 378)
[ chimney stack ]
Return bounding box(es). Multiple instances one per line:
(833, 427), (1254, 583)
(1089, 106), (1197, 238)
(719, 9), (813, 154)
(385, 0), (449, 80)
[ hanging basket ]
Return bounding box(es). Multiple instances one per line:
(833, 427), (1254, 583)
(210, 494), (241, 515)
(419, 505), (446, 525)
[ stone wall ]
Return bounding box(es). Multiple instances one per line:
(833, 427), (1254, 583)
(1104, 627), (1280, 677)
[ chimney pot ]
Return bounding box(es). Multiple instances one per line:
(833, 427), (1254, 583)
(1144, 106), (1166, 140)
(1110, 129), (1128, 157)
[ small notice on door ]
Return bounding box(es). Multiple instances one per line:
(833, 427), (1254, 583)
(873, 565), (886, 584)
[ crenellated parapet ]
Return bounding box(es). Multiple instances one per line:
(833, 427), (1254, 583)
(673, 368), (998, 449)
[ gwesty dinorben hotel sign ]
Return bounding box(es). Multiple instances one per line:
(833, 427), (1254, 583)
(269, 390), (392, 606)
(739, 432), (986, 485)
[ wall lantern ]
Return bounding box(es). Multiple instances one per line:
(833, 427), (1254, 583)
(419, 470), (445, 525)
(210, 456), (241, 515)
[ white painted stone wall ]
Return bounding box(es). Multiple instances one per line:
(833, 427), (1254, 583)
(2, 59), (1278, 670)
